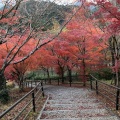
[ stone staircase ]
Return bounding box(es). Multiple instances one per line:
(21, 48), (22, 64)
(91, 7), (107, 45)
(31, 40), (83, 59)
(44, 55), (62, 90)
(37, 86), (119, 120)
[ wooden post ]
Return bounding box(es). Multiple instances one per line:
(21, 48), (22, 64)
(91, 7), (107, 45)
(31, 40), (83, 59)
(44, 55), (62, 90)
(41, 82), (44, 97)
(90, 75), (92, 89)
(32, 92), (36, 112)
(116, 89), (119, 110)
(96, 81), (98, 94)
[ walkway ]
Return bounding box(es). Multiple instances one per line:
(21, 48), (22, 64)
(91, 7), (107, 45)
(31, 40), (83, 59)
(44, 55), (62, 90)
(37, 85), (119, 120)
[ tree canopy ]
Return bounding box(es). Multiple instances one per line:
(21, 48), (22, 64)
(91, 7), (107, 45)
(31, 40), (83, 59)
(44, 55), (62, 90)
(0, 0), (120, 102)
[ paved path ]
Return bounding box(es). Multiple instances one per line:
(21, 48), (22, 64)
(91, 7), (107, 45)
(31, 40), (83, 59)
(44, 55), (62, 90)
(37, 85), (119, 120)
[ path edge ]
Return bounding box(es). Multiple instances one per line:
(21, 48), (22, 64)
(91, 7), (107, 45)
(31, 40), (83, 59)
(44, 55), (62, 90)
(36, 95), (49, 120)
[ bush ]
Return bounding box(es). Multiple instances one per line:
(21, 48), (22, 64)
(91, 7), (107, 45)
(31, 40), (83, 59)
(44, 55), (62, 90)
(0, 89), (10, 104)
(90, 68), (113, 80)
(99, 68), (113, 80)
(90, 71), (100, 79)
(25, 72), (36, 79)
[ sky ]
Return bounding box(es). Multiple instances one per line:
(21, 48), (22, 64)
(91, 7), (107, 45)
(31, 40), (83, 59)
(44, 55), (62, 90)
(0, 0), (15, 7)
(0, 0), (4, 8)
(48, 0), (77, 5)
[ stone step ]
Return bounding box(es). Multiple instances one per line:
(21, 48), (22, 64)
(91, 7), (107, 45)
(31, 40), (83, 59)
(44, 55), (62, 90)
(44, 103), (104, 111)
(40, 116), (119, 120)
(40, 109), (110, 119)
(48, 95), (93, 100)
(47, 98), (100, 104)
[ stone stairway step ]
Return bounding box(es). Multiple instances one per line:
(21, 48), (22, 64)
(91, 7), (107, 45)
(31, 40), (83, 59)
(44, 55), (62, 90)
(44, 103), (104, 111)
(49, 96), (94, 100)
(37, 86), (119, 120)
(41, 109), (110, 119)
(40, 116), (119, 120)
(47, 98), (100, 104)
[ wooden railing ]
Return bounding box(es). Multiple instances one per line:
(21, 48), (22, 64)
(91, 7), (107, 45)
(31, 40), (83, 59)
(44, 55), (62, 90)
(0, 82), (44, 120)
(24, 75), (120, 111)
(29, 75), (89, 86)
(90, 74), (120, 110)
(40, 74), (120, 110)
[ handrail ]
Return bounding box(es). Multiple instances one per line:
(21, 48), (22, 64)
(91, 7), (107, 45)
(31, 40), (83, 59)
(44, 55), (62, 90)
(0, 81), (44, 119)
(28, 75), (89, 86)
(90, 74), (120, 90)
(90, 74), (120, 110)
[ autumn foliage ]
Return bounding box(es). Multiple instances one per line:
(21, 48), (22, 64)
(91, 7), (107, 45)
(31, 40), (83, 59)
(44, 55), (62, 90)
(0, 0), (120, 95)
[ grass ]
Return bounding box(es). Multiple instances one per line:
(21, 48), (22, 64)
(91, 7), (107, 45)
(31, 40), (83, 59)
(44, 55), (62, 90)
(100, 79), (117, 86)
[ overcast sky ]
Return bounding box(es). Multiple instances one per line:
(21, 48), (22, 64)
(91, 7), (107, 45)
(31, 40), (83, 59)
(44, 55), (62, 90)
(0, 0), (4, 8)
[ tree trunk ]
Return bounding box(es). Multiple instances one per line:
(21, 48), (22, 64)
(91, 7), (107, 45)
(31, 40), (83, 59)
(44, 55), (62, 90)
(115, 59), (120, 87)
(61, 69), (64, 84)
(109, 37), (117, 85)
(68, 68), (72, 82)
(82, 58), (86, 86)
(118, 71), (120, 87)
(110, 36), (120, 86)
(82, 39), (86, 86)
(46, 69), (51, 84)
(0, 70), (6, 90)
(0, 70), (10, 103)
(19, 76), (24, 91)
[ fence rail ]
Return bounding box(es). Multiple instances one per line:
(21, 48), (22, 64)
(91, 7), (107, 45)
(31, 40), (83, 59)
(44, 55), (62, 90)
(29, 75), (89, 86)
(90, 74), (120, 110)
(24, 75), (120, 111)
(0, 81), (44, 120)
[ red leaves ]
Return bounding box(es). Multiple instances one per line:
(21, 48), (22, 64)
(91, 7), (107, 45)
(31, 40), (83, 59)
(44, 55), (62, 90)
(117, 0), (120, 4)
(94, 0), (120, 35)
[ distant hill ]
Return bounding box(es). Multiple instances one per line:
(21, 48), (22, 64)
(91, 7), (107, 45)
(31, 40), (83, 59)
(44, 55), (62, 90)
(19, 0), (72, 31)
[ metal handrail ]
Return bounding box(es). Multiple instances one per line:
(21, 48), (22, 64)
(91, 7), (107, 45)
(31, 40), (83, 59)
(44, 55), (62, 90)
(90, 74), (120, 110)
(13, 99), (33, 120)
(0, 81), (44, 119)
(90, 74), (120, 90)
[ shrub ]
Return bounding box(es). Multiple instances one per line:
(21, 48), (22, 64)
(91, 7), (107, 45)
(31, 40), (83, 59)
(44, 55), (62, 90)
(90, 68), (113, 80)
(25, 72), (36, 79)
(99, 68), (113, 80)
(0, 89), (10, 104)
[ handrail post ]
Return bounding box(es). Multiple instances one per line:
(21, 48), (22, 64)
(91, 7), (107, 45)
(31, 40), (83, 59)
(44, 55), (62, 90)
(41, 82), (44, 97)
(116, 89), (119, 110)
(90, 75), (92, 89)
(96, 80), (98, 94)
(32, 92), (36, 112)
